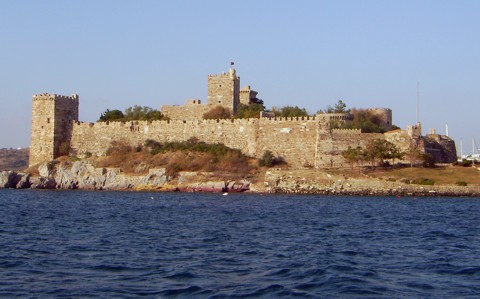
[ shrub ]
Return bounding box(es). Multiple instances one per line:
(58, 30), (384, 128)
(59, 142), (70, 156)
(412, 177), (435, 185)
(69, 156), (80, 162)
(259, 150), (275, 167)
(106, 141), (132, 156)
(203, 106), (232, 119)
(236, 102), (265, 118)
(271, 106), (309, 118)
(456, 181), (468, 186)
(99, 109), (124, 121)
(84, 152), (92, 158)
(454, 159), (473, 167)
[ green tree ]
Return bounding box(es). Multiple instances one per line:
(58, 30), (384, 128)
(364, 139), (404, 167)
(341, 109), (387, 133)
(342, 146), (363, 169)
(236, 102), (265, 118)
(98, 106), (166, 122)
(320, 100), (350, 114)
(203, 106), (232, 119)
(271, 105), (309, 117)
(124, 105), (166, 121)
(99, 109), (124, 121)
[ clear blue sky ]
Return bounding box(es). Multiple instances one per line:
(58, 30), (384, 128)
(1, 0), (479, 154)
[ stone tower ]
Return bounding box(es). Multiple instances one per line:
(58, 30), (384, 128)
(207, 67), (240, 114)
(29, 93), (79, 166)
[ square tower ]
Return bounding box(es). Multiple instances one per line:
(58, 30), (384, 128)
(207, 67), (240, 114)
(29, 93), (79, 166)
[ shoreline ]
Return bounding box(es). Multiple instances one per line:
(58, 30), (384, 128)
(2, 167), (480, 197)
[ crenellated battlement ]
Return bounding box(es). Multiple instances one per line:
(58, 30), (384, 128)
(33, 93), (79, 101)
(316, 113), (353, 121)
(72, 115), (324, 130)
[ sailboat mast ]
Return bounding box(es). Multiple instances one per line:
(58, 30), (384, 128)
(460, 139), (463, 160)
(473, 137), (475, 166)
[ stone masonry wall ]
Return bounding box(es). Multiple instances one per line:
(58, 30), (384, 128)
(255, 117), (318, 167)
(29, 93), (79, 167)
(161, 103), (209, 121)
(70, 117), (320, 168)
(315, 129), (383, 168)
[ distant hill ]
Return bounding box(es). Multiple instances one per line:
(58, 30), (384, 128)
(0, 148), (29, 171)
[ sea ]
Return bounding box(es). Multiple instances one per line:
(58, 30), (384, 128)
(0, 190), (479, 298)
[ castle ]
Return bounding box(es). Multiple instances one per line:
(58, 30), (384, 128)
(29, 67), (456, 168)
(160, 66), (258, 120)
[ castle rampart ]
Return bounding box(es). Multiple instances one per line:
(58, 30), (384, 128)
(70, 117), (321, 168)
(29, 68), (456, 169)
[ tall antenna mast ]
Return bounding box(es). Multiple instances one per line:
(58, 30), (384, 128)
(416, 81), (420, 124)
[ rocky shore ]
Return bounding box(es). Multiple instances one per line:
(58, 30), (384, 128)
(0, 161), (250, 193)
(263, 169), (480, 197)
(1, 161), (480, 196)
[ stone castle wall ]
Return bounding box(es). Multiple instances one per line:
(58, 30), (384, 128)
(315, 129), (384, 168)
(161, 102), (209, 121)
(70, 117), (321, 168)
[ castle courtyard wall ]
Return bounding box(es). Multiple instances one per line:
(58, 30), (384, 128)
(70, 117), (322, 168)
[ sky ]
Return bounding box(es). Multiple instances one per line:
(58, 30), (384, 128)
(1, 0), (479, 155)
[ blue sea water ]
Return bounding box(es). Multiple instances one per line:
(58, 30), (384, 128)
(0, 190), (479, 298)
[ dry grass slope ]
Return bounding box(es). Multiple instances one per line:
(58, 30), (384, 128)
(0, 148), (29, 171)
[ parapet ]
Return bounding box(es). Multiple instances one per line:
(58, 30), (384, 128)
(316, 113), (353, 121)
(33, 93), (79, 101)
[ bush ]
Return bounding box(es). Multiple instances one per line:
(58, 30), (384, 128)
(144, 139), (248, 162)
(412, 177), (435, 185)
(106, 141), (132, 156)
(456, 181), (468, 186)
(271, 106), (309, 118)
(454, 159), (473, 167)
(99, 109), (124, 121)
(98, 106), (167, 122)
(203, 106), (232, 119)
(59, 142), (70, 156)
(236, 102), (265, 118)
(259, 150), (275, 167)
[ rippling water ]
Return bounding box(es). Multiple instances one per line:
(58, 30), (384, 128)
(1, 190), (479, 298)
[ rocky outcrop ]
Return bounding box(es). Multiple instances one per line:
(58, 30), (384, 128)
(423, 134), (457, 163)
(264, 169), (480, 196)
(0, 161), (250, 192)
(0, 171), (22, 188)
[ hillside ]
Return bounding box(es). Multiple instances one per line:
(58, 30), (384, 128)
(0, 148), (29, 171)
